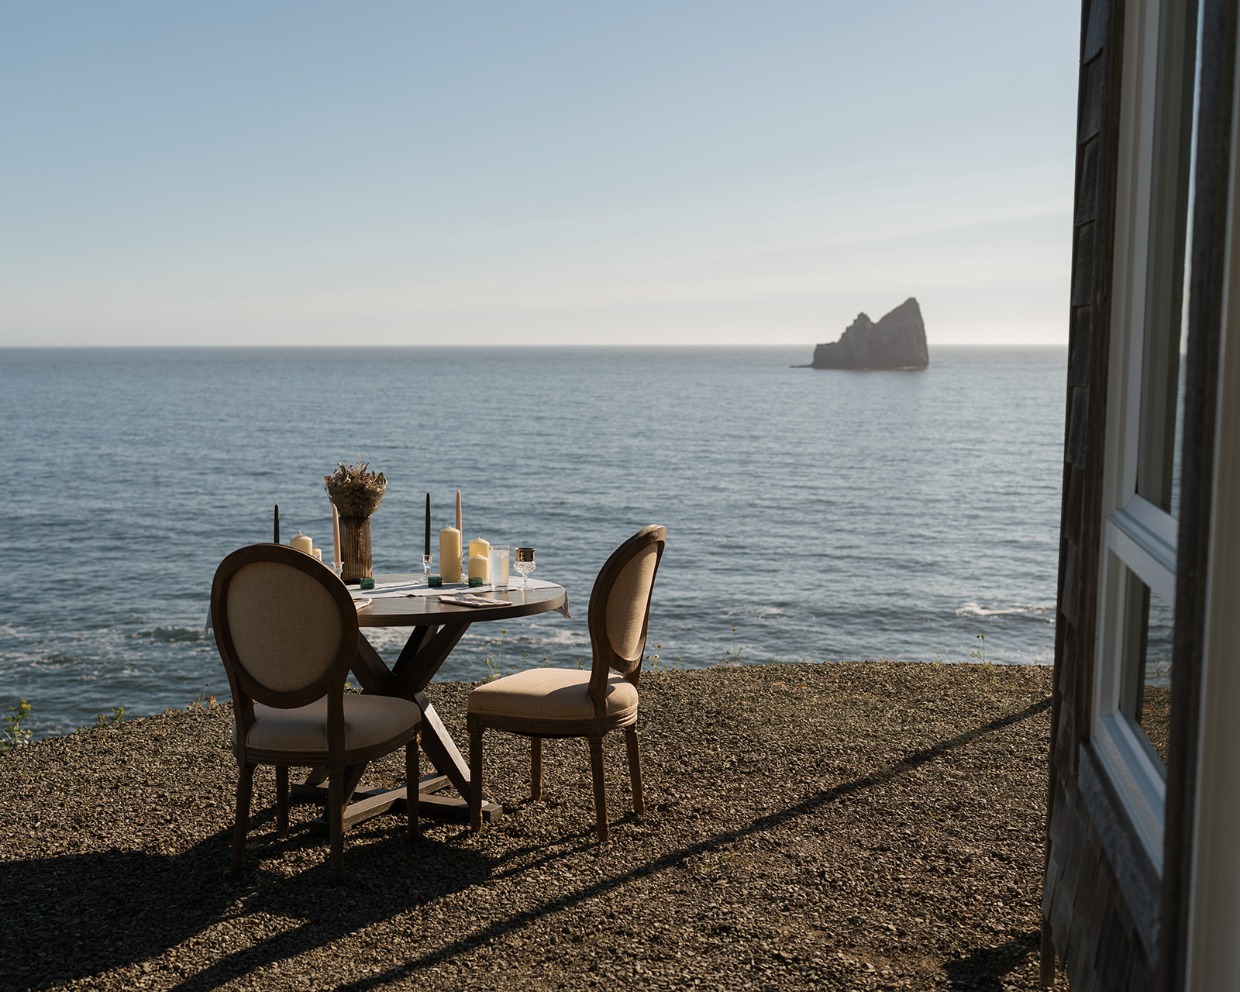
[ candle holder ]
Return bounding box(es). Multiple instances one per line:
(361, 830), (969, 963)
(421, 552), (433, 584)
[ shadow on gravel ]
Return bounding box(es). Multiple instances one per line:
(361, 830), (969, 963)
(2, 814), (489, 992)
(329, 696), (1053, 992)
(4, 838), (233, 990)
(942, 931), (1042, 991)
(3, 697), (1049, 990)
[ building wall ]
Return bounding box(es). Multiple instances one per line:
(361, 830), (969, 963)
(1041, 1), (1162, 989)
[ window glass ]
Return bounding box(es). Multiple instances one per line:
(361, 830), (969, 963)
(1136, 0), (1196, 514)
(1118, 569), (1174, 771)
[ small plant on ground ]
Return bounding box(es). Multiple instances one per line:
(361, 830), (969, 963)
(970, 633), (992, 667)
(645, 642), (663, 672)
(483, 629), (508, 681)
(85, 704), (125, 729)
(187, 685), (217, 711)
(1, 699), (32, 754)
(723, 627), (744, 665)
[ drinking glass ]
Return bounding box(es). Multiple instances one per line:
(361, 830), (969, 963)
(513, 547), (536, 589)
(421, 552), (433, 584)
(489, 545), (511, 589)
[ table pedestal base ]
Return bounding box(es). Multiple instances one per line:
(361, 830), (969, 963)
(293, 773), (502, 833)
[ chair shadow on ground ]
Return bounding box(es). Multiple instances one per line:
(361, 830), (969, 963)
(1, 808), (490, 992)
(326, 696), (1053, 992)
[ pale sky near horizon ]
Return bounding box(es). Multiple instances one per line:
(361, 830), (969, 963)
(1, 2), (1081, 348)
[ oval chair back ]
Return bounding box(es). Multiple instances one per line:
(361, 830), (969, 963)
(587, 524), (667, 704)
(210, 543), (420, 883)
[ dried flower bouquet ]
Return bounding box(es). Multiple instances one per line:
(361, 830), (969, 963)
(324, 460), (387, 518)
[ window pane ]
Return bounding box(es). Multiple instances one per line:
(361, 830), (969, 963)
(1118, 569), (1174, 772)
(1137, 0), (1196, 513)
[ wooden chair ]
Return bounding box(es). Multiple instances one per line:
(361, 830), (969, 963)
(467, 525), (667, 840)
(211, 543), (421, 884)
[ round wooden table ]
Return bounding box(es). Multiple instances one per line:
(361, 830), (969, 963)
(331, 575), (570, 824)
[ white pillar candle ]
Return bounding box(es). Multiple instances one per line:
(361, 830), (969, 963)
(291, 532), (313, 555)
(440, 527), (462, 582)
(468, 553), (490, 584)
(312, 547), (323, 563)
(468, 537), (490, 561)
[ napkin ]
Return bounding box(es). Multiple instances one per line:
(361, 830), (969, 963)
(438, 593), (509, 608)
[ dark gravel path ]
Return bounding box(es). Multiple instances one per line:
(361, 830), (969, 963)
(1, 661), (1057, 991)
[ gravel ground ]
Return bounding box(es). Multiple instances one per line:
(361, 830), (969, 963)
(0, 661), (1057, 991)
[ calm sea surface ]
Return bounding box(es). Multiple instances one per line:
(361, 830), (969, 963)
(0, 346), (1065, 740)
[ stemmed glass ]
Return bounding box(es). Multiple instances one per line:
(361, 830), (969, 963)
(513, 547), (536, 589)
(421, 552), (433, 584)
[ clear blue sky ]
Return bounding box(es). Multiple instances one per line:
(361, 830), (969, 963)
(1, 2), (1081, 347)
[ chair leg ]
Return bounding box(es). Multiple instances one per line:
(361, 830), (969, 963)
(625, 727), (644, 819)
(468, 717), (484, 833)
(531, 736), (543, 800)
(589, 736), (608, 842)
(406, 734), (420, 840)
(232, 762), (255, 878)
(328, 768), (345, 886)
(275, 765), (289, 837)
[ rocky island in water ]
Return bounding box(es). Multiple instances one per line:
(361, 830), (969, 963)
(806, 297), (929, 370)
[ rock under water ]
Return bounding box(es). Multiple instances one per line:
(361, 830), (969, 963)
(809, 297), (929, 370)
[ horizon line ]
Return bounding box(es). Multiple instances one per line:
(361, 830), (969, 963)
(0, 341), (1069, 351)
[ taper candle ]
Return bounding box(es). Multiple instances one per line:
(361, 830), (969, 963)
(331, 505), (341, 565)
(455, 490), (462, 536)
(273, 503), (280, 544)
(424, 492), (431, 557)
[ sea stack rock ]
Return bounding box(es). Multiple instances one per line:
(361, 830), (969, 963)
(810, 298), (929, 370)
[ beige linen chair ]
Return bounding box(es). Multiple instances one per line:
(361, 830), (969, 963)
(211, 543), (421, 884)
(467, 525), (666, 840)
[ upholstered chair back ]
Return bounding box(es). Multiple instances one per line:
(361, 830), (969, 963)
(212, 544), (358, 713)
(226, 562), (344, 694)
(588, 525), (666, 683)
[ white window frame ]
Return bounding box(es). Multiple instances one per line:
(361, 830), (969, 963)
(1093, 0), (1195, 869)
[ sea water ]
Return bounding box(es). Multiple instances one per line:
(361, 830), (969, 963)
(0, 346), (1065, 740)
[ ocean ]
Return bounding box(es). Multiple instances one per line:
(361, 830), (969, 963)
(0, 345), (1065, 740)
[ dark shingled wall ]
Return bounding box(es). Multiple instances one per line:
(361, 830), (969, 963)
(1041, 1), (1161, 989)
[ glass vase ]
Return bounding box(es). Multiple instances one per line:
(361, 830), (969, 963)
(338, 514), (372, 581)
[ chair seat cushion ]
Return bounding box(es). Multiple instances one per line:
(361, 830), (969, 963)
(243, 694), (420, 754)
(468, 668), (638, 726)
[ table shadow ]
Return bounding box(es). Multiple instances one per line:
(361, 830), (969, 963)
(2, 814), (490, 992)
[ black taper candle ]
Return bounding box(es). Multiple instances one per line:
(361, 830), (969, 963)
(273, 503), (280, 544)
(424, 493), (431, 557)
